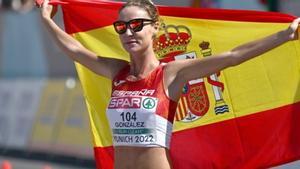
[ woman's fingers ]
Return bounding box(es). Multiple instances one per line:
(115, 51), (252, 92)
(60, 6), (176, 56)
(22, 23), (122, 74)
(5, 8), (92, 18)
(42, 0), (49, 8)
(40, 0), (53, 18)
(35, 0), (44, 8)
(285, 18), (300, 40)
(291, 18), (300, 31)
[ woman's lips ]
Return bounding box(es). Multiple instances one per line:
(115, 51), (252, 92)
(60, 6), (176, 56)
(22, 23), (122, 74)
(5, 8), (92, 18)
(126, 41), (138, 44)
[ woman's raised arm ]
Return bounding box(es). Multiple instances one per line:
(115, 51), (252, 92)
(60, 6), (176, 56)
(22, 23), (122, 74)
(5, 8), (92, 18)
(39, 0), (127, 79)
(165, 18), (300, 100)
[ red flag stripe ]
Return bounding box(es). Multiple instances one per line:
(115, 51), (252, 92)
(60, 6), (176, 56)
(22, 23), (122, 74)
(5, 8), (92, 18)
(94, 146), (114, 169)
(93, 101), (300, 169)
(58, 0), (296, 34)
(170, 101), (300, 169)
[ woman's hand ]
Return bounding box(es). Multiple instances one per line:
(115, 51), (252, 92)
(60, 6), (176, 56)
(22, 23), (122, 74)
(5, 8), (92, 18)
(37, 0), (57, 19)
(285, 17), (300, 41)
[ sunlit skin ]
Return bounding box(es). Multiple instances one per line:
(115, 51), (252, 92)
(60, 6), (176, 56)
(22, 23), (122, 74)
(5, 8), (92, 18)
(118, 6), (161, 82)
(39, 0), (300, 168)
(114, 6), (173, 169)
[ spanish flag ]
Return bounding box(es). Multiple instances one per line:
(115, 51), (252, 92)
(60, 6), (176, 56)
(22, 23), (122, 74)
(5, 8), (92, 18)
(50, 0), (300, 168)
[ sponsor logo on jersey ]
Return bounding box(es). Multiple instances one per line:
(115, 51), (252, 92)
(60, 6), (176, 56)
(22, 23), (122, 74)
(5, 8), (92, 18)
(114, 80), (126, 87)
(108, 96), (158, 110)
(142, 98), (156, 109)
(108, 97), (142, 109)
(112, 89), (155, 97)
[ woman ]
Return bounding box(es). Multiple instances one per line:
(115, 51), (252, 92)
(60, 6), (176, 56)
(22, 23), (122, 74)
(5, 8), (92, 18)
(39, 0), (300, 168)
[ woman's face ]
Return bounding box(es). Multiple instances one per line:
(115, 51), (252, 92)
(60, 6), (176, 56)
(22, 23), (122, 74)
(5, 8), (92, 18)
(117, 6), (157, 55)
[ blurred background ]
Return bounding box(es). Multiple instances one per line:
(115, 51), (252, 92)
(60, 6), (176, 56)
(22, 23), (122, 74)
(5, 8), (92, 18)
(0, 0), (299, 169)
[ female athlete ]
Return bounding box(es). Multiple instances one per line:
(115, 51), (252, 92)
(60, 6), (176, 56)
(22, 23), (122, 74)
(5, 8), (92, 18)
(39, 0), (300, 168)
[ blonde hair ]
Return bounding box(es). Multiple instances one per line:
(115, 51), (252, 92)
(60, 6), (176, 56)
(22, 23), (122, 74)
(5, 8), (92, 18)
(119, 0), (160, 22)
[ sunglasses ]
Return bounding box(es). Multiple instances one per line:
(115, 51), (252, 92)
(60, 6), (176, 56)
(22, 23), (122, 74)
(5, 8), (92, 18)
(113, 18), (155, 35)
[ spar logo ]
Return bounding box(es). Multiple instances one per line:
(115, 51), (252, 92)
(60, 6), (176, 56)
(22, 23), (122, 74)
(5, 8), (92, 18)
(108, 97), (157, 109)
(142, 98), (156, 109)
(153, 24), (230, 122)
(108, 97), (141, 109)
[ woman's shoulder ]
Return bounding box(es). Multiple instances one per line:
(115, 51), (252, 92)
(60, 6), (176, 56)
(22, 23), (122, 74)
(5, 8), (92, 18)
(111, 60), (130, 81)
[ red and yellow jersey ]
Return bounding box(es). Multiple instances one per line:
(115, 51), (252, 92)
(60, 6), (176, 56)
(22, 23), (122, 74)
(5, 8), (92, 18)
(106, 64), (178, 148)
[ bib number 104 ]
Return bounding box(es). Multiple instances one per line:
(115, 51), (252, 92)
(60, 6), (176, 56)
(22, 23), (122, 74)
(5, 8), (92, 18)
(120, 112), (137, 122)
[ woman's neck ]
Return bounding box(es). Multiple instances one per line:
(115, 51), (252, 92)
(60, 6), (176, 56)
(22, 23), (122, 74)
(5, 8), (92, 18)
(129, 50), (160, 79)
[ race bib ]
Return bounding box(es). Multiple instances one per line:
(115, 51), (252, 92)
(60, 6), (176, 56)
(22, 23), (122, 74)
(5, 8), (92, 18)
(106, 96), (158, 146)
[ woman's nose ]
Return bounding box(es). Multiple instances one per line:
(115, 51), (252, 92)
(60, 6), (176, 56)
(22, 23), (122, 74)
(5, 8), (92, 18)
(124, 26), (134, 36)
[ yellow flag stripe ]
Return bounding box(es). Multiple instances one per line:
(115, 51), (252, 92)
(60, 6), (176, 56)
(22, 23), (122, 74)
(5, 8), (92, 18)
(74, 16), (300, 147)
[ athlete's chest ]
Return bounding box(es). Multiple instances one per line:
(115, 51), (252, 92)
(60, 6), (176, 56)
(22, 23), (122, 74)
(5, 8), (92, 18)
(106, 89), (160, 145)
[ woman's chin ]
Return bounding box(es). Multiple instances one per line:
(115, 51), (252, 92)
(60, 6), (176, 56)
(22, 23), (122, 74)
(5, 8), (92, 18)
(125, 45), (142, 54)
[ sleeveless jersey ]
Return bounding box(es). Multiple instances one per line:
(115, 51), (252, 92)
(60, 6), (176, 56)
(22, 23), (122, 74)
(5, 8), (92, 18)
(106, 64), (178, 148)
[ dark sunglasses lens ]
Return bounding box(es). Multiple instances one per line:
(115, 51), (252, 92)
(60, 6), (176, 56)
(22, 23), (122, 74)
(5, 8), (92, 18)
(129, 19), (144, 32)
(114, 22), (127, 34)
